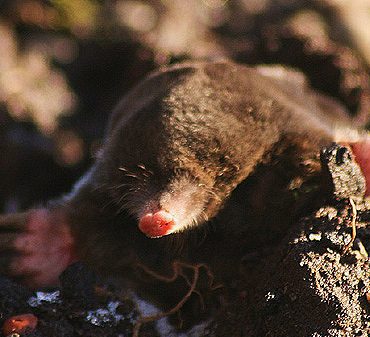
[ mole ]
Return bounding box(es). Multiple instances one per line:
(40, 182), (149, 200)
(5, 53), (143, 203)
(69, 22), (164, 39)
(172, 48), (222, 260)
(0, 61), (369, 302)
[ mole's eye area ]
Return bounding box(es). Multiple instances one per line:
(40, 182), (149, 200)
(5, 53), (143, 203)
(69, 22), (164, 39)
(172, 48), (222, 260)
(138, 210), (175, 238)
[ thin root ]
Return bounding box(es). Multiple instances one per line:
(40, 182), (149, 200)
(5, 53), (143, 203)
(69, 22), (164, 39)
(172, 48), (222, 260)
(132, 261), (222, 337)
(342, 198), (357, 254)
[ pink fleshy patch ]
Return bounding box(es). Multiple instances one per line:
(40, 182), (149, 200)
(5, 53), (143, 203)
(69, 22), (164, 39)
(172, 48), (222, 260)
(138, 210), (175, 238)
(351, 139), (370, 196)
(10, 209), (77, 287)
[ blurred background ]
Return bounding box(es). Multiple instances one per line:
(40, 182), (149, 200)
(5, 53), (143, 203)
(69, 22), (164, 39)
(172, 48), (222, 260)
(0, 0), (369, 212)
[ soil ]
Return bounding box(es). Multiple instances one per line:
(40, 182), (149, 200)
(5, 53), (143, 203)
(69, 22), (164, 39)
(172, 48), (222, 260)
(213, 202), (370, 337)
(0, 149), (369, 337)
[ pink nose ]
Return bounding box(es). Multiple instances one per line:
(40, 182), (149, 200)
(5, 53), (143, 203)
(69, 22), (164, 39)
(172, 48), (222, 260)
(138, 210), (175, 238)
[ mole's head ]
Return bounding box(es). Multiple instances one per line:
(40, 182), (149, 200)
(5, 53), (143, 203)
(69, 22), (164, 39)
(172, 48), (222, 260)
(108, 152), (224, 238)
(104, 105), (239, 238)
(105, 97), (229, 237)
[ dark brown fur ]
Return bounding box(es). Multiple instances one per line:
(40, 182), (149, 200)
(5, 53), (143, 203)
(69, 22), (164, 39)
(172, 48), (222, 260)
(67, 62), (346, 233)
(52, 61), (356, 299)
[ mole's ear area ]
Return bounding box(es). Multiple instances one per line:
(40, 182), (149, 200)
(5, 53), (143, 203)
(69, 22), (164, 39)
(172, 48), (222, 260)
(350, 137), (370, 196)
(0, 209), (77, 288)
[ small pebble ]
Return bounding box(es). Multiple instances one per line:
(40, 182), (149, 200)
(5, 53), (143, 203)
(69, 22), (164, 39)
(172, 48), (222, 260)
(27, 290), (61, 307)
(86, 301), (124, 327)
(2, 314), (38, 335)
(356, 240), (369, 259)
(308, 233), (322, 241)
(316, 207), (337, 220)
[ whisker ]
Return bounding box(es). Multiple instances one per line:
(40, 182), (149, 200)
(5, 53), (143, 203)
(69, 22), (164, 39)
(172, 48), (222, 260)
(101, 198), (116, 211)
(118, 166), (139, 176)
(137, 164), (146, 170)
(125, 174), (140, 179)
(137, 164), (154, 177)
(92, 182), (108, 192)
(107, 183), (131, 191)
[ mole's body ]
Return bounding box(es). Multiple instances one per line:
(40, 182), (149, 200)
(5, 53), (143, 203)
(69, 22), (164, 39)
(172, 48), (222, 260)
(69, 62), (361, 235)
(1, 61), (369, 315)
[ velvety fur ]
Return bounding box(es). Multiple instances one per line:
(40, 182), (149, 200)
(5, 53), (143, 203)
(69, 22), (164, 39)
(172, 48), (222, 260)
(43, 60), (361, 288)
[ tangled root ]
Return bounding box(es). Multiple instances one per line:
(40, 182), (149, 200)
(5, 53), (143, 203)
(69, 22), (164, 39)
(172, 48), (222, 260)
(133, 261), (222, 337)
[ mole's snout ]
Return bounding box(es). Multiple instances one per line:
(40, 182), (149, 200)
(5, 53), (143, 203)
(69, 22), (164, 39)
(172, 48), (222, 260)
(138, 210), (175, 238)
